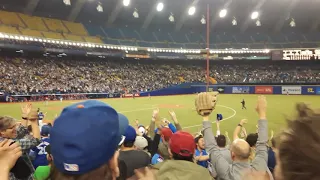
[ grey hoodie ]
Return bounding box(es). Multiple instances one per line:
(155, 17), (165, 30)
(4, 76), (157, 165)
(203, 119), (273, 180)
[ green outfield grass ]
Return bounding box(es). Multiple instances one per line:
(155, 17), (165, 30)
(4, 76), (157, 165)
(1, 94), (320, 135)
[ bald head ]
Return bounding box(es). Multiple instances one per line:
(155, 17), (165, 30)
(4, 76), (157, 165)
(231, 139), (251, 160)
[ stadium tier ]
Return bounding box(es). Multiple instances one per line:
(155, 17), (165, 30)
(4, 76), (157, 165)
(0, 10), (101, 44)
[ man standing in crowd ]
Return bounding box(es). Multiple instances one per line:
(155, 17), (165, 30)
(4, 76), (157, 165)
(197, 93), (271, 179)
(119, 125), (151, 178)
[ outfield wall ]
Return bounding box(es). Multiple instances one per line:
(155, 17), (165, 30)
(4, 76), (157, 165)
(140, 84), (320, 96)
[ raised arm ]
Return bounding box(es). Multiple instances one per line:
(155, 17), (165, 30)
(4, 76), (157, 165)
(169, 110), (182, 131)
(149, 108), (159, 139)
(252, 96), (269, 171)
(233, 119), (248, 140)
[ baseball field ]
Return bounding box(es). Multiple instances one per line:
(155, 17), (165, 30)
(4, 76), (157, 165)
(1, 94), (320, 135)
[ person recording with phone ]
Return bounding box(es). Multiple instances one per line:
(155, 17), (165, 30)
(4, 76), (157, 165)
(0, 103), (41, 179)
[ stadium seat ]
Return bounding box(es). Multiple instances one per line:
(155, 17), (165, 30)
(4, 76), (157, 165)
(84, 36), (103, 43)
(119, 28), (141, 40)
(119, 40), (136, 46)
(63, 21), (88, 36)
(0, 11), (25, 27)
(0, 25), (20, 34)
(42, 31), (64, 39)
(251, 33), (269, 43)
(184, 43), (201, 49)
(186, 32), (205, 43)
(300, 42), (318, 48)
(104, 28), (124, 39)
(168, 43), (185, 48)
(19, 14), (48, 31)
(137, 41), (154, 47)
(153, 31), (173, 42)
(248, 43), (265, 49)
(170, 32), (188, 43)
(20, 29), (43, 37)
(104, 39), (120, 45)
(286, 32), (306, 42)
(139, 31), (158, 42)
(43, 18), (68, 33)
(84, 24), (107, 37)
(268, 34), (287, 43)
(218, 33), (236, 43)
(209, 35), (222, 44)
(63, 34), (84, 41)
(153, 42), (169, 48)
(304, 33), (320, 42)
(234, 33), (253, 43)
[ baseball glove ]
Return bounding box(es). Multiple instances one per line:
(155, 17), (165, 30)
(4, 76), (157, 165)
(195, 92), (218, 116)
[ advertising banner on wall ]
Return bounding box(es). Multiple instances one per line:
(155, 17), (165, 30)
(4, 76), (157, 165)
(282, 86), (302, 94)
(232, 86), (250, 94)
(255, 86), (273, 94)
(316, 87), (320, 95)
(305, 87), (316, 94)
(217, 87), (225, 94)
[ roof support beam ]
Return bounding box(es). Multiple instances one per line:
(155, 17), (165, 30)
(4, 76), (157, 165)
(67, 0), (86, 22)
(273, 0), (298, 32)
(24, 0), (40, 15)
(240, 0), (267, 33)
(107, 1), (124, 25)
(175, 0), (199, 31)
(142, 0), (164, 30)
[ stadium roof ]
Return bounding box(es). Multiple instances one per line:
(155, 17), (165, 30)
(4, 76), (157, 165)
(1, 0), (319, 32)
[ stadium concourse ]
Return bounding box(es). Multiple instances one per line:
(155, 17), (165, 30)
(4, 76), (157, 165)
(1, 0), (320, 179)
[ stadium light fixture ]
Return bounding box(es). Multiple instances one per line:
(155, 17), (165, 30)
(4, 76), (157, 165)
(256, 19), (261, 26)
(232, 17), (237, 26)
(290, 18), (296, 27)
(133, 8), (139, 18)
(251, 11), (259, 20)
(219, 9), (227, 18)
(97, 2), (103, 12)
(201, 15), (206, 24)
(123, 0), (130, 6)
(169, 13), (174, 22)
(63, 0), (71, 6)
(188, 6), (196, 16)
(157, 2), (164, 12)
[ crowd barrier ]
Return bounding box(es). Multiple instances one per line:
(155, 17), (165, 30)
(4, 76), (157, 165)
(1, 84), (319, 102)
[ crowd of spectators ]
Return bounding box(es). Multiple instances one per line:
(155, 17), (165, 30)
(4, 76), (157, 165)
(1, 94), (319, 180)
(1, 56), (320, 95)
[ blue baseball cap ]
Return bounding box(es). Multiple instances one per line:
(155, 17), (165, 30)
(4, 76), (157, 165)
(50, 100), (128, 175)
(40, 125), (51, 136)
(124, 125), (137, 143)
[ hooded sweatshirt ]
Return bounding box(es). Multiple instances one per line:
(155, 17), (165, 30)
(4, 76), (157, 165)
(152, 160), (213, 180)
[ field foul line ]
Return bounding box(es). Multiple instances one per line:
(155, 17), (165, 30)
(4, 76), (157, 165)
(183, 105), (237, 129)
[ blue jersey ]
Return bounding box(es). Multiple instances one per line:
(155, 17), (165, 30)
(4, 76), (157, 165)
(38, 112), (44, 121)
(31, 137), (50, 169)
(195, 149), (209, 168)
(151, 153), (164, 165)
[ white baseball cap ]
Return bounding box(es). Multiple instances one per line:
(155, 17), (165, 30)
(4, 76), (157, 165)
(134, 136), (148, 150)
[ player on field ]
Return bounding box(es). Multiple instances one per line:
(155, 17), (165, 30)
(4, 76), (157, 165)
(241, 99), (246, 109)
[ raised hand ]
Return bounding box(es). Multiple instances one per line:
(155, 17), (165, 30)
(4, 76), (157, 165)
(28, 109), (38, 121)
(240, 119), (248, 126)
(0, 139), (22, 173)
(256, 96), (267, 119)
(21, 104), (32, 118)
(152, 108), (159, 122)
(168, 110), (178, 123)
